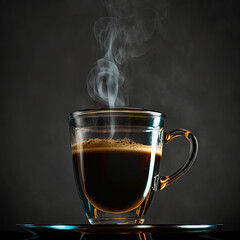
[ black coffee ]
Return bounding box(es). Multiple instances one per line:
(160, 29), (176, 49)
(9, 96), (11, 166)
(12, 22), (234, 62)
(72, 138), (161, 213)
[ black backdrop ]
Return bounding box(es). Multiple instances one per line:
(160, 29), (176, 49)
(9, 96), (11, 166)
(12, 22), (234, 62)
(1, 0), (240, 231)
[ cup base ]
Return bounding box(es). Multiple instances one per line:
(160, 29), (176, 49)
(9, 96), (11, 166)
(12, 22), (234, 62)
(89, 218), (145, 225)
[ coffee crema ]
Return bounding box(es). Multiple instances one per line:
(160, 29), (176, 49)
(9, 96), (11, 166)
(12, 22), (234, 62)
(72, 138), (161, 213)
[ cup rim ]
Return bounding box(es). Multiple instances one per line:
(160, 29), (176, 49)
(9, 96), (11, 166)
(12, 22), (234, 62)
(68, 107), (166, 121)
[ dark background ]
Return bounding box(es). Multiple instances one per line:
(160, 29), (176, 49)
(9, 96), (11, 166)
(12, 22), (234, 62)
(1, 0), (240, 232)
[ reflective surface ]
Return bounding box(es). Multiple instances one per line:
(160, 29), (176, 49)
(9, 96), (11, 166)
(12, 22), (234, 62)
(15, 224), (225, 239)
(18, 224), (221, 234)
(4, 231), (237, 240)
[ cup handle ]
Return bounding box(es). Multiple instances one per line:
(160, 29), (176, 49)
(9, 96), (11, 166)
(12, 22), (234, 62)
(153, 128), (198, 191)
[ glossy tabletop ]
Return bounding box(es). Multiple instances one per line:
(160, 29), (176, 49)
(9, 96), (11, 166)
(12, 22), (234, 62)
(3, 223), (235, 240)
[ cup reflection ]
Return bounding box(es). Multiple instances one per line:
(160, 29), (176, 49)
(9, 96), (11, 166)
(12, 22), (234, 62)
(80, 232), (153, 240)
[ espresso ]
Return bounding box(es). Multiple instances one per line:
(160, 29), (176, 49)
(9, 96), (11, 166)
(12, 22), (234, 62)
(72, 138), (161, 213)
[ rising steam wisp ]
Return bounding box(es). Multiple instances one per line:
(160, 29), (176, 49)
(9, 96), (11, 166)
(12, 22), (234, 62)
(87, 0), (158, 137)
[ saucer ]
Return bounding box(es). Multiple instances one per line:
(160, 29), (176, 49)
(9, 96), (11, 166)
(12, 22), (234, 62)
(17, 223), (222, 235)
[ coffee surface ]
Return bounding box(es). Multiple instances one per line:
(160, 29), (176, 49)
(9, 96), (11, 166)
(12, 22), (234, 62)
(72, 138), (161, 213)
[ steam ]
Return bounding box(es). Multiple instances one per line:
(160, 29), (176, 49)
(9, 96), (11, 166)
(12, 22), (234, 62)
(87, 0), (158, 108)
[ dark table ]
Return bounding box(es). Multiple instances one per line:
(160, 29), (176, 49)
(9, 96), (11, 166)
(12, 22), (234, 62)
(1, 224), (238, 240)
(1, 230), (240, 240)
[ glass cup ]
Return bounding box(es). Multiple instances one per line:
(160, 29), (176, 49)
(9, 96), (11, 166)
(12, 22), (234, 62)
(68, 108), (198, 225)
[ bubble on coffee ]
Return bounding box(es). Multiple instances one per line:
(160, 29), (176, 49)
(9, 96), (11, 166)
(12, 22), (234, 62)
(72, 137), (161, 153)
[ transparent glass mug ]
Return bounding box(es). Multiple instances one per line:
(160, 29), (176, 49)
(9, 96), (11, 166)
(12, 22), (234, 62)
(68, 108), (198, 225)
